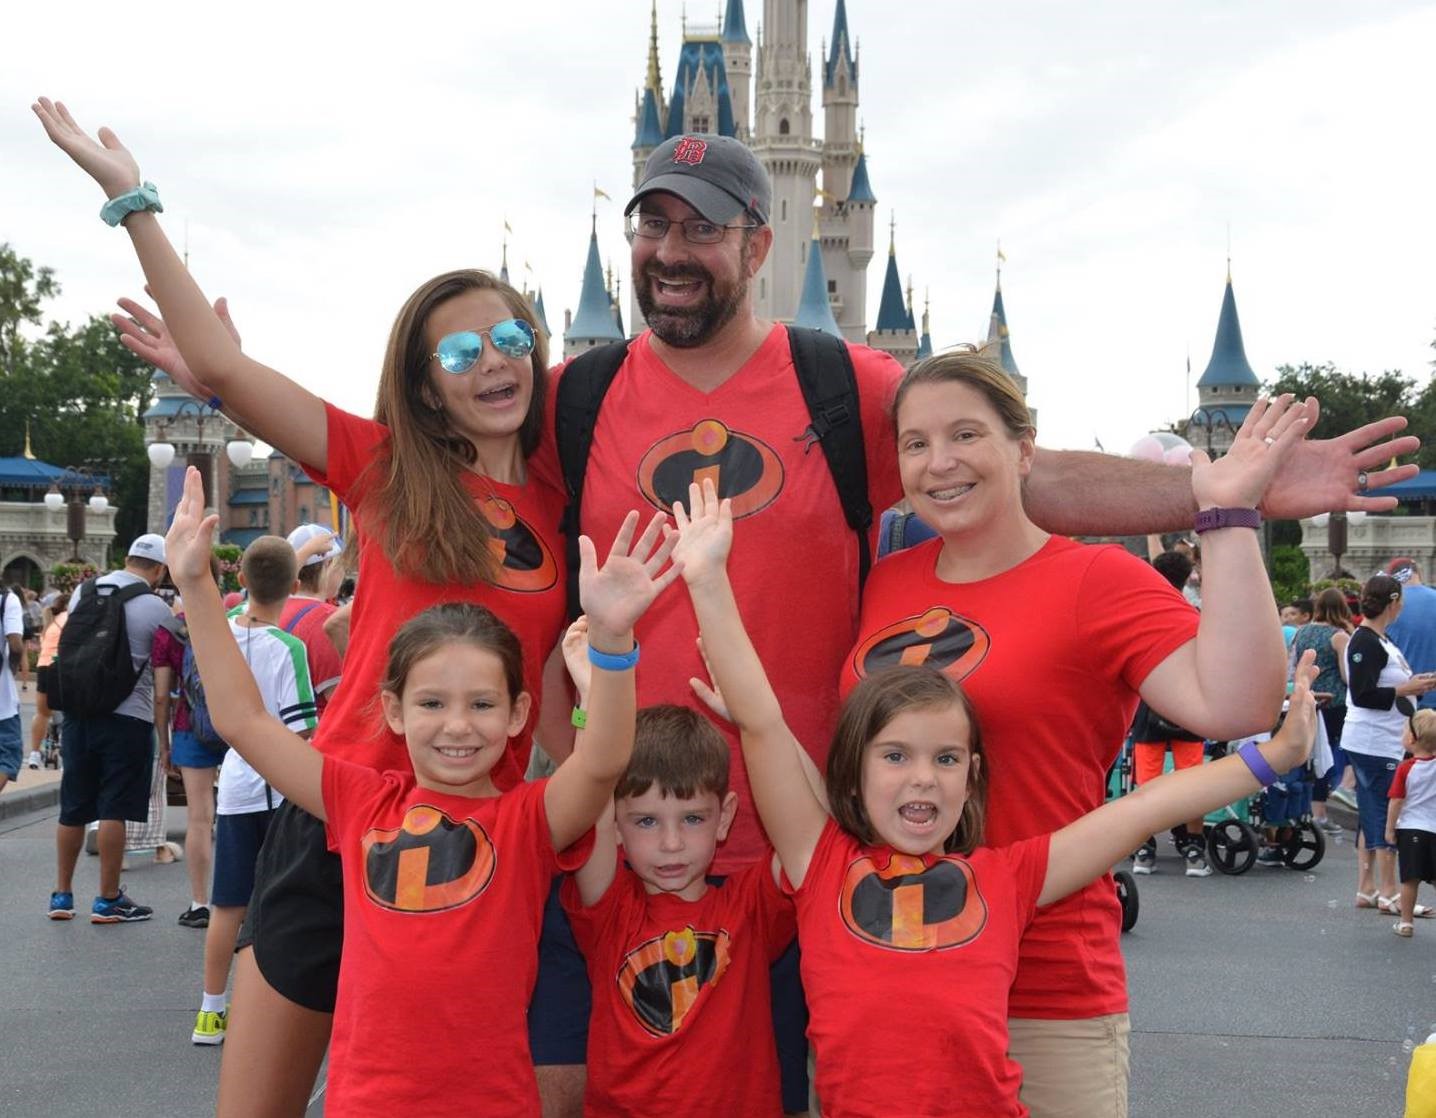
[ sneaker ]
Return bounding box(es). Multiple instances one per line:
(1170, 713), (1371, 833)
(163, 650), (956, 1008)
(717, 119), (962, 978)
(177, 905), (210, 929)
(1255, 847), (1285, 869)
(1328, 787), (1358, 810)
(1184, 848), (1213, 877)
(1316, 817), (1344, 835)
(47, 891), (75, 920)
(192, 1009), (227, 1046)
(91, 891), (153, 923)
(1132, 846), (1156, 875)
(26, 751), (41, 770)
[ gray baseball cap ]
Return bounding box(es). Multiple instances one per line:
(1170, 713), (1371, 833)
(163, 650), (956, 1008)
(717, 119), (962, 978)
(625, 134), (771, 226)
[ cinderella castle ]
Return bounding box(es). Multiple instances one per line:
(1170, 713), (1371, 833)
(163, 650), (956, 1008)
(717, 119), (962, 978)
(559, 0), (1030, 411)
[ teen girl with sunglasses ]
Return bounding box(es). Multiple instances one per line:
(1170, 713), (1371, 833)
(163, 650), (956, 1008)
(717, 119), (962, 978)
(36, 98), (571, 1114)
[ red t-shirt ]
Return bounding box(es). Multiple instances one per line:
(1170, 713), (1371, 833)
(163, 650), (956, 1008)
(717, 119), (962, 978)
(276, 596), (342, 715)
(790, 820), (1048, 1117)
(535, 327), (904, 871)
(304, 403), (567, 787)
(560, 858), (795, 1117)
(151, 624), (190, 732)
(842, 536), (1198, 1019)
(321, 761), (592, 1116)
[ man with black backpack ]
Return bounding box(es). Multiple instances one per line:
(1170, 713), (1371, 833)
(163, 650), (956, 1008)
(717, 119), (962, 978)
(47, 533), (176, 923)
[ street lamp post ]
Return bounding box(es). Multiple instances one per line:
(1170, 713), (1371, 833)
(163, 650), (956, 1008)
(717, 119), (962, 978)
(1310, 510), (1367, 579)
(1187, 405), (1237, 458)
(45, 467), (111, 562)
(147, 398), (253, 510)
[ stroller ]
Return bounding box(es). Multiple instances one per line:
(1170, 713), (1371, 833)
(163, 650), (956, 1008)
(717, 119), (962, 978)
(1203, 732), (1325, 875)
(39, 708), (62, 769)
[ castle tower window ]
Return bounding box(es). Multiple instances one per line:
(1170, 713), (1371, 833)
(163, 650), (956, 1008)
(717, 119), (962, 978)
(779, 118), (790, 135)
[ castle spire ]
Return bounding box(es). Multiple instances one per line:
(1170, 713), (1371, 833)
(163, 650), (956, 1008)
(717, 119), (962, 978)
(793, 226), (842, 338)
(646, 0), (663, 92)
(916, 290), (933, 359)
(825, 0), (856, 87)
(1195, 272), (1259, 391)
(874, 216), (908, 332)
(986, 276), (1021, 381)
(721, 0), (749, 44)
(566, 228), (625, 349)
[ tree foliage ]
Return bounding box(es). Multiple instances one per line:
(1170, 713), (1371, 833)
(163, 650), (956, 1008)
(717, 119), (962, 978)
(0, 243), (154, 548)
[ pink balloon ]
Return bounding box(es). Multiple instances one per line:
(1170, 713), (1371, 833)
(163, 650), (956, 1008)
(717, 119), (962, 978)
(1163, 446), (1193, 466)
(1128, 436), (1165, 462)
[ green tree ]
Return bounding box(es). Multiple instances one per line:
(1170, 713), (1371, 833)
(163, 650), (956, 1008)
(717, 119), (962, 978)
(1266, 363), (1417, 443)
(0, 245), (155, 548)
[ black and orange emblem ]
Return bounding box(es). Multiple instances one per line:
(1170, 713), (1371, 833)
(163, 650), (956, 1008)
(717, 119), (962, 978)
(615, 925), (733, 1037)
(477, 494), (559, 593)
(636, 420), (784, 519)
(851, 606), (990, 683)
(840, 850), (987, 952)
(361, 804), (496, 914)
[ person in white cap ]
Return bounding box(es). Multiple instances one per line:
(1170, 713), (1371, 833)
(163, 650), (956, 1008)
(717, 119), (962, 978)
(48, 533), (176, 924)
(280, 524), (345, 712)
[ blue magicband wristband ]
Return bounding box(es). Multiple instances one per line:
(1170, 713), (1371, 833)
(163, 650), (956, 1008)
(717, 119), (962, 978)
(587, 641), (640, 672)
(1238, 740), (1280, 786)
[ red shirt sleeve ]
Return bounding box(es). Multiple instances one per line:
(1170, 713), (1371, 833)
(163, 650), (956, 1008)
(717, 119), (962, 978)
(1076, 545), (1200, 692)
(1391, 758), (1415, 800)
(848, 342), (905, 525)
(302, 402), (390, 503)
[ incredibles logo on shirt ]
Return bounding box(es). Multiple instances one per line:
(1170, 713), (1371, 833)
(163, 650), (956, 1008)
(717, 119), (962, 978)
(477, 494), (559, 593)
(615, 925), (733, 1036)
(361, 804), (496, 914)
(636, 420), (784, 520)
(851, 607), (990, 682)
(839, 850), (988, 952)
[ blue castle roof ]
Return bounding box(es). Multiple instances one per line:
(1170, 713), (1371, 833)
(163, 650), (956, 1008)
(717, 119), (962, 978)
(722, 0), (749, 44)
(532, 288), (551, 337)
(792, 237), (843, 338)
(874, 249), (909, 332)
(824, 0), (856, 88)
(0, 457), (110, 491)
(633, 86), (665, 149)
(666, 39), (736, 138)
(847, 152), (875, 204)
(1196, 277), (1260, 389)
(568, 230), (624, 342)
(987, 283), (1021, 378)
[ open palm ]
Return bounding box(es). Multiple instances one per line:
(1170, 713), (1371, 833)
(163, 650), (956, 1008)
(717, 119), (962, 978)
(578, 510), (680, 639)
(671, 480), (733, 588)
(33, 97), (141, 199)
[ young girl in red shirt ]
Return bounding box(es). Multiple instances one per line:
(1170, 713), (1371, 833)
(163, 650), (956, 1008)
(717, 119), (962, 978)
(162, 466), (677, 1114)
(672, 478), (1319, 1117)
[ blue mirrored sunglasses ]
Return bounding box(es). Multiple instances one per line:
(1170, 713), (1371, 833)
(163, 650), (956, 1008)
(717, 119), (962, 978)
(432, 318), (536, 374)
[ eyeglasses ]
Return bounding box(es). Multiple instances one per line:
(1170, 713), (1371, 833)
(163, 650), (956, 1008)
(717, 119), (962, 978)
(432, 318), (536, 374)
(626, 213), (759, 245)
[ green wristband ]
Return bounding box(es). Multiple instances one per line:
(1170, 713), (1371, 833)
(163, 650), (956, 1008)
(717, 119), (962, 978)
(100, 182), (163, 227)
(570, 706), (587, 730)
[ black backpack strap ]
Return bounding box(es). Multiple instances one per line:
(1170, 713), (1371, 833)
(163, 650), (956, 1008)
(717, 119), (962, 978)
(786, 326), (874, 590)
(555, 341), (633, 620)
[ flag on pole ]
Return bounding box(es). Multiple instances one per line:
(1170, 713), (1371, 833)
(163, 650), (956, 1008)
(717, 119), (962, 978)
(996, 241), (1007, 263)
(504, 219), (512, 233)
(594, 186), (611, 201)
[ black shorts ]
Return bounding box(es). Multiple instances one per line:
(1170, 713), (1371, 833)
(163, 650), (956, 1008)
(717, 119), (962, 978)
(1396, 827), (1436, 885)
(212, 809), (277, 907)
(57, 714), (154, 826)
(235, 800), (344, 1013)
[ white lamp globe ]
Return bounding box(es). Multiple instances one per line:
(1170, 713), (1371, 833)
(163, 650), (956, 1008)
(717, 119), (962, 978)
(89, 492), (109, 513)
(148, 442), (176, 469)
(43, 489), (64, 512)
(226, 439), (255, 468)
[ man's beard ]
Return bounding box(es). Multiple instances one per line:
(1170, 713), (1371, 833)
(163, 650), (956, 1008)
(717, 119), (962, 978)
(636, 259), (748, 349)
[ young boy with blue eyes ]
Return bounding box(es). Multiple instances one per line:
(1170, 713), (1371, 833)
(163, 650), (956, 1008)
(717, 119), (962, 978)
(560, 620), (796, 1117)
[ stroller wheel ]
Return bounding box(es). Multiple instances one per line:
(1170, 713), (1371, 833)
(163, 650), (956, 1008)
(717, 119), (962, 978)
(1280, 820), (1325, 871)
(1114, 870), (1139, 933)
(1206, 820), (1259, 875)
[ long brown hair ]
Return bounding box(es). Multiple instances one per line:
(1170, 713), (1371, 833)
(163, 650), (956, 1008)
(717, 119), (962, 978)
(826, 666), (989, 855)
(379, 603), (524, 701)
(360, 269), (549, 584)
(1313, 587), (1353, 633)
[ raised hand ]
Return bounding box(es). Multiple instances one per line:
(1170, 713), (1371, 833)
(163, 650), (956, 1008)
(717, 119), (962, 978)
(561, 616), (593, 703)
(688, 636), (731, 722)
(671, 479), (733, 589)
(577, 509), (681, 644)
(1269, 649), (1319, 771)
(164, 467), (221, 588)
(32, 97), (141, 200)
(1190, 394), (1310, 510)
(113, 291), (239, 403)
(1262, 403), (1419, 517)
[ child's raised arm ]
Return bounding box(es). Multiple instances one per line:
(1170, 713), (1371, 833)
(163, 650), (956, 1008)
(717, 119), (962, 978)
(1040, 650), (1321, 906)
(32, 98), (328, 470)
(545, 512), (680, 853)
(164, 467), (325, 818)
(674, 480), (828, 888)
(557, 617), (621, 906)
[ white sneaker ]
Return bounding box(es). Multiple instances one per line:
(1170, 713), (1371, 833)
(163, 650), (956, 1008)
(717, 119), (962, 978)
(26, 751), (42, 770)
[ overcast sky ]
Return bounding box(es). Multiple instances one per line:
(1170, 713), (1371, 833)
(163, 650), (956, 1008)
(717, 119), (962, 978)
(6, 0), (1433, 453)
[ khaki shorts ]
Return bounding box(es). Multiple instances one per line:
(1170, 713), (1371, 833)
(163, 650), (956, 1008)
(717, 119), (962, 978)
(1009, 1013), (1131, 1118)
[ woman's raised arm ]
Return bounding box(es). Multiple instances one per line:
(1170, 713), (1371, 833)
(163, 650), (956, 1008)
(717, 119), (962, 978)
(33, 98), (329, 470)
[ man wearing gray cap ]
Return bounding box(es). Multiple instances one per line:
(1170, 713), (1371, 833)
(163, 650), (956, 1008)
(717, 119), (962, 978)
(48, 534), (177, 924)
(536, 134), (1423, 1117)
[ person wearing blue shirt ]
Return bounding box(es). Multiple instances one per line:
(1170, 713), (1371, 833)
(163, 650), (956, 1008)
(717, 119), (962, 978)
(1386, 558), (1436, 711)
